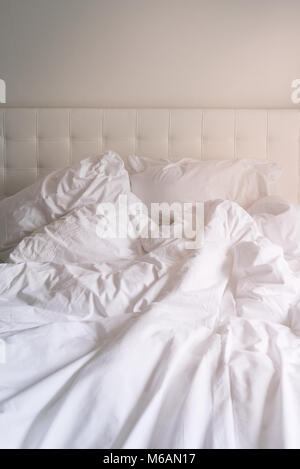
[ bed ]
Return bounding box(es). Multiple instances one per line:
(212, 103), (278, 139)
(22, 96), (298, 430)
(1, 108), (300, 449)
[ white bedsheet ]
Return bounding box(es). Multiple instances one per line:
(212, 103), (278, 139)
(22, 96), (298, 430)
(1, 197), (300, 449)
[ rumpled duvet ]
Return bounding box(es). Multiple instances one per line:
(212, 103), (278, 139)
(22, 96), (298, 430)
(1, 196), (300, 449)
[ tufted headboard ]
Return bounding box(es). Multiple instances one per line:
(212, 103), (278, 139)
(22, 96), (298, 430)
(0, 108), (300, 202)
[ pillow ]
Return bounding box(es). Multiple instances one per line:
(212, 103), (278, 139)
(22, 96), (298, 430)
(9, 193), (146, 265)
(0, 151), (130, 261)
(126, 155), (281, 211)
(248, 196), (300, 271)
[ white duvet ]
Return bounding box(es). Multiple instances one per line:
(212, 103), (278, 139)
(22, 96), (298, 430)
(1, 195), (300, 449)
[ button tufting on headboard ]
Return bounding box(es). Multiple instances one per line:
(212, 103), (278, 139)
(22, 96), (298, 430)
(0, 108), (299, 202)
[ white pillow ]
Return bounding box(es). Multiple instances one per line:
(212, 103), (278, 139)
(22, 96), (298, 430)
(126, 156), (281, 211)
(9, 193), (146, 265)
(248, 196), (300, 271)
(0, 151), (130, 261)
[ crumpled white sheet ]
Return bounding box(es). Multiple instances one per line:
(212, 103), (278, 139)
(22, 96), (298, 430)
(1, 197), (300, 449)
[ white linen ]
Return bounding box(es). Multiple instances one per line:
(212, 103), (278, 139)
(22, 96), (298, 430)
(126, 155), (281, 210)
(8, 193), (145, 265)
(248, 196), (300, 272)
(1, 198), (300, 449)
(0, 151), (130, 261)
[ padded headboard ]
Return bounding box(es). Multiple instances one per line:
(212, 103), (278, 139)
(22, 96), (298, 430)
(0, 108), (300, 202)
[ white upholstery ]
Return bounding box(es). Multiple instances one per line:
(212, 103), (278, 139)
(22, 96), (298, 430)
(0, 108), (299, 202)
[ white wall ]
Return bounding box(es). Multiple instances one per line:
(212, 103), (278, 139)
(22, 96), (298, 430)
(0, 0), (300, 107)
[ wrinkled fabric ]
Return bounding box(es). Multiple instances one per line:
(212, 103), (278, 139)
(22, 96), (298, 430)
(0, 152), (130, 261)
(8, 193), (145, 265)
(126, 155), (281, 210)
(1, 198), (300, 449)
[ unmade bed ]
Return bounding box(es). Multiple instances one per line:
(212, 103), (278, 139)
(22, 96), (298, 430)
(0, 108), (300, 449)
